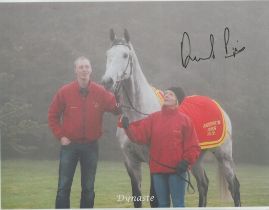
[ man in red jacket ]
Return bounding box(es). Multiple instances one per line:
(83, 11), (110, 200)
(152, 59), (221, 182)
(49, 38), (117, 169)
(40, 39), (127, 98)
(48, 56), (120, 208)
(121, 87), (201, 207)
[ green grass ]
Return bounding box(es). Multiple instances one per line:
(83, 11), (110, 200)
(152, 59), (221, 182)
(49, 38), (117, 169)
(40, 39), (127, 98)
(1, 160), (269, 208)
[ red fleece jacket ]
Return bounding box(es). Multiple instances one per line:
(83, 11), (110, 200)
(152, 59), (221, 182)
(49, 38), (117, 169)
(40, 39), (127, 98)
(48, 80), (119, 143)
(125, 106), (201, 174)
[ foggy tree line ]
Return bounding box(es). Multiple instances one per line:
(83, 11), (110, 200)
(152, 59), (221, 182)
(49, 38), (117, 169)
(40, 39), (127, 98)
(1, 3), (269, 165)
(1, 49), (268, 164)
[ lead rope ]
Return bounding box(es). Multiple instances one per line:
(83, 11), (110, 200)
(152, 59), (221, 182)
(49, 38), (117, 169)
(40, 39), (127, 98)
(121, 82), (150, 116)
(150, 157), (195, 194)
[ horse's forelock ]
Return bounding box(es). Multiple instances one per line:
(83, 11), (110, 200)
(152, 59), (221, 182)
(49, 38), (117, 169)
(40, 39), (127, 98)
(111, 38), (130, 48)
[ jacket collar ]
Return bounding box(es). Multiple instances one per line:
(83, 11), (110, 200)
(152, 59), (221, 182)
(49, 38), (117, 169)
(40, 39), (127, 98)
(74, 80), (91, 90)
(161, 105), (178, 115)
(74, 80), (91, 97)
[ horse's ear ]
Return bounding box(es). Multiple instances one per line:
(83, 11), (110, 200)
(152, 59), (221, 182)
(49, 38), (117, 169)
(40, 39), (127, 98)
(110, 29), (116, 42)
(124, 28), (130, 42)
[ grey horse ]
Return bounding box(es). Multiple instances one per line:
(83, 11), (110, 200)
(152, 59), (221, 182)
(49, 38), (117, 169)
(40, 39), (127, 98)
(101, 29), (241, 208)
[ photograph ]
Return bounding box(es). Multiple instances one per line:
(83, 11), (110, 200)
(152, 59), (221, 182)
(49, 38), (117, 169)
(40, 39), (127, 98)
(1, 1), (269, 209)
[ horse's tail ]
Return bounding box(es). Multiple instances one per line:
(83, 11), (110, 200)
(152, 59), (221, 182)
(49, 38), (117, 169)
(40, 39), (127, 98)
(218, 109), (233, 201)
(218, 163), (232, 201)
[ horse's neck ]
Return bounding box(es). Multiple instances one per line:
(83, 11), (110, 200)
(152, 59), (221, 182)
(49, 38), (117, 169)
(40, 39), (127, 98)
(122, 48), (161, 121)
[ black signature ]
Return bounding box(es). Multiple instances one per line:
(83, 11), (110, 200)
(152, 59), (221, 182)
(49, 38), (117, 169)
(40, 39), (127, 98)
(180, 32), (215, 68)
(224, 27), (246, 59)
(180, 27), (245, 68)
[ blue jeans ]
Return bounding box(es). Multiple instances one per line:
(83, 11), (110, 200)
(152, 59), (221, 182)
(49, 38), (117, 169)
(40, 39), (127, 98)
(55, 141), (98, 208)
(153, 173), (186, 207)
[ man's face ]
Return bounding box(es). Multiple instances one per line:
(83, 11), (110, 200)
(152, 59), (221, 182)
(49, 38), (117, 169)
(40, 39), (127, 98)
(75, 59), (92, 82)
(163, 90), (178, 107)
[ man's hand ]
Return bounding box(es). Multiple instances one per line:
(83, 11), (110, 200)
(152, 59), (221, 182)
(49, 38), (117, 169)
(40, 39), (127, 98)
(60, 136), (71, 145)
(115, 103), (122, 115)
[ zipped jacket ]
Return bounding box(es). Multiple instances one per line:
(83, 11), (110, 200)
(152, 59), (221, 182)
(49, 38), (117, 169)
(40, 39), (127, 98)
(125, 106), (201, 173)
(48, 80), (118, 143)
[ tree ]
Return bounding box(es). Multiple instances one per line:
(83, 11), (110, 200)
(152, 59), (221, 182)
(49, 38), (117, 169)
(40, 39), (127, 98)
(0, 72), (56, 159)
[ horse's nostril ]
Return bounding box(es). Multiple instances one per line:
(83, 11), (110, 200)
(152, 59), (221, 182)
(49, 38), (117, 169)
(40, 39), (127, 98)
(101, 77), (113, 90)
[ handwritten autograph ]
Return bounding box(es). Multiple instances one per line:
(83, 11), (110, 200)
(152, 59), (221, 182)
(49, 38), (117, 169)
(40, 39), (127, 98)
(224, 27), (246, 59)
(180, 27), (246, 69)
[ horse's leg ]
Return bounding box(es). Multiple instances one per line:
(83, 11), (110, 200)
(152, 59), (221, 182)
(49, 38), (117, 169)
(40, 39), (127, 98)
(117, 129), (143, 208)
(191, 151), (209, 207)
(149, 174), (158, 208)
(124, 157), (142, 208)
(212, 137), (241, 207)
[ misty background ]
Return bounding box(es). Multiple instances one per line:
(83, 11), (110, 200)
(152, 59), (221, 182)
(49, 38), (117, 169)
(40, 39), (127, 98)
(0, 2), (269, 165)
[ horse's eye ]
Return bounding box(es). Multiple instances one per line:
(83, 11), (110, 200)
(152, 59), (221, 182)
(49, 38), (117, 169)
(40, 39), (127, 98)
(123, 53), (128, 59)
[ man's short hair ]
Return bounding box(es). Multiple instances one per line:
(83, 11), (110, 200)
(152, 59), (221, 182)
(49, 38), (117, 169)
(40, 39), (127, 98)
(74, 56), (91, 69)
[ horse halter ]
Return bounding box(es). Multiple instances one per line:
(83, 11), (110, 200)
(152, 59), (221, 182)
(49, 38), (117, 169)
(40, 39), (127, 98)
(109, 42), (150, 116)
(110, 42), (133, 101)
(114, 43), (133, 80)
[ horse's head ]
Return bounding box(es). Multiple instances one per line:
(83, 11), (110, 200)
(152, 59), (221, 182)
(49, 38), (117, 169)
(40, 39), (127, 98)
(101, 29), (133, 92)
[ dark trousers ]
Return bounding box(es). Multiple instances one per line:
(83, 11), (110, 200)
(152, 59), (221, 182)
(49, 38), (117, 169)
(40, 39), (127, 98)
(55, 141), (98, 209)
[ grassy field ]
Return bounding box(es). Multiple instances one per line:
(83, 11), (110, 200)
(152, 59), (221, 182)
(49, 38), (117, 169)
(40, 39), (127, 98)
(1, 159), (269, 208)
